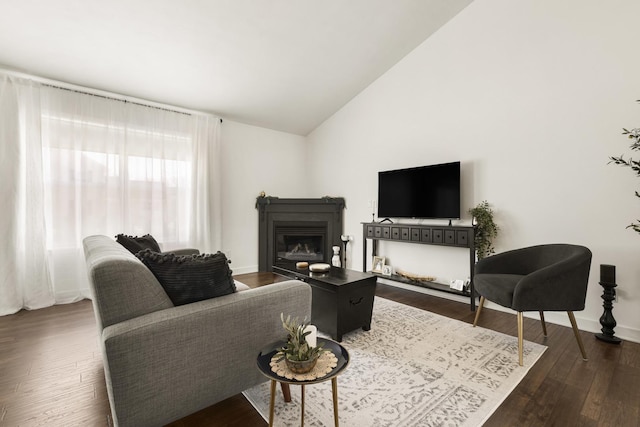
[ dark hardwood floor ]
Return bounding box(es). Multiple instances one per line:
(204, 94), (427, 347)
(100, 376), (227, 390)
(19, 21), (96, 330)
(1, 272), (638, 426)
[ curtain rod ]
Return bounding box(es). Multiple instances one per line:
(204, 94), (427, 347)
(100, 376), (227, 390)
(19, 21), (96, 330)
(1, 68), (222, 122)
(43, 83), (193, 116)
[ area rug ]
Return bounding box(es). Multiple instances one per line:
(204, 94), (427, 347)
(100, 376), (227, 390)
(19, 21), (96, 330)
(244, 297), (546, 426)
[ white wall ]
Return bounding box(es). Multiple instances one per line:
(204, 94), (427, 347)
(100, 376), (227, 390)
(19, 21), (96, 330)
(220, 120), (309, 273)
(305, 0), (640, 342)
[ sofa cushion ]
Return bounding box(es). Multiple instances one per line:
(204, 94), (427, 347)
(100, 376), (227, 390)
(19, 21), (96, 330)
(116, 234), (162, 255)
(136, 249), (236, 306)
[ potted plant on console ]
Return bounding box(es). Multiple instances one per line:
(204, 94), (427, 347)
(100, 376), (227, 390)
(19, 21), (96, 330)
(276, 314), (326, 374)
(469, 200), (499, 260)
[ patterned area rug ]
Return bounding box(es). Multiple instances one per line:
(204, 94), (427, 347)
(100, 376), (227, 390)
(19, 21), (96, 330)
(244, 297), (546, 426)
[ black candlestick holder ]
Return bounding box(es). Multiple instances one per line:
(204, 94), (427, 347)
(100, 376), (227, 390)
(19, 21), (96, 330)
(595, 264), (622, 344)
(340, 235), (350, 268)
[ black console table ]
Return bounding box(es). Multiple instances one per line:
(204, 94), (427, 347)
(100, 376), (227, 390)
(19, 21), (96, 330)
(362, 222), (477, 310)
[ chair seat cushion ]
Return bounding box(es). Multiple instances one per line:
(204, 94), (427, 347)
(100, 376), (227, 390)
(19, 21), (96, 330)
(136, 249), (236, 306)
(474, 273), (524, 309)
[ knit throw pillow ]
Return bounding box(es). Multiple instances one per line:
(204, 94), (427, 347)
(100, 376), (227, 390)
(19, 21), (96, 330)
(135, 249), (236, 306)
(115, 234), (161, 255)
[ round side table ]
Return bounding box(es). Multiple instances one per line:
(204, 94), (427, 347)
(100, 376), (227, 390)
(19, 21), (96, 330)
(257, 337), (350, 427)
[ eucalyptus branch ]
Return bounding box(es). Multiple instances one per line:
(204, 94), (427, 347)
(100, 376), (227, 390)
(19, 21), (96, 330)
(609, 100), (640, 235)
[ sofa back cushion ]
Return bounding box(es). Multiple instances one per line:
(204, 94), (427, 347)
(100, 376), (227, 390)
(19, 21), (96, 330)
(83, 235), (173, 330)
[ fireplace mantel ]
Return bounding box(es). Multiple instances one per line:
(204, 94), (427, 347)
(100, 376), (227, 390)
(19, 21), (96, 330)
(257, 197), (345, 271)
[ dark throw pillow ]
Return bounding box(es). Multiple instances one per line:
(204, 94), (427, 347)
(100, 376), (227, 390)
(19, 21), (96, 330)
(135, 249), (236, 306)
(116, 234), (162, 255)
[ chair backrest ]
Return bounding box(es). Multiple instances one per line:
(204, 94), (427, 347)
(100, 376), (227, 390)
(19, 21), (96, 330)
(494, 244), (590, 275)
(513, 244), (592, 311)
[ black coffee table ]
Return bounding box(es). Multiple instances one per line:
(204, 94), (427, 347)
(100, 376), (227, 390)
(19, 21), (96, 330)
(273, 265), (377, 341)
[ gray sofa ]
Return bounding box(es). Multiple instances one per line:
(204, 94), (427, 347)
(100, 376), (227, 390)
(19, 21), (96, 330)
(83, 235), (311, 427)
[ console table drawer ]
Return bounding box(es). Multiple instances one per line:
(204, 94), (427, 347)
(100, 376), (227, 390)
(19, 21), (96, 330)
(456, 230), (469, 245)
(444, 230), (455, 245)
(390, 227), (410, 240)
(366, 225), (375, 238)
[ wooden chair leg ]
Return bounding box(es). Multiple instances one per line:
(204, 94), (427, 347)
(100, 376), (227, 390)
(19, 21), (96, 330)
(517, 312), (524, 366)
(568, 311), (588, 361)
(539, 311), (548, 336)
(473, 296), (485, 327)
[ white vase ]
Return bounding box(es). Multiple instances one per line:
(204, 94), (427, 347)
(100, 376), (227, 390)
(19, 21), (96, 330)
(331, 246), (341, 267)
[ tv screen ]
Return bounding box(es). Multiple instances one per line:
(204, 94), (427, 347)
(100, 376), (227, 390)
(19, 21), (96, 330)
(377, 162), (460, 219)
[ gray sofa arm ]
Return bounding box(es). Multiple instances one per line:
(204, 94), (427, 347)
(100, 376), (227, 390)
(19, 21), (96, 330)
(101, 280), (311, 427)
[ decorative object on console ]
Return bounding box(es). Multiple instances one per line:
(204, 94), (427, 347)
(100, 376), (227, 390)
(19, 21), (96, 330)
(331, 246), (341, 267)
(595, 264), (622, 344)
(276, 314), (327, 374)
(296, 261), (309, 269)
(381, 264), (393, 276)
(395, 269), (436, 283)
(608, 99), (640, 234)
(372, 256), (385, 273)
(469, 200), (499, 260)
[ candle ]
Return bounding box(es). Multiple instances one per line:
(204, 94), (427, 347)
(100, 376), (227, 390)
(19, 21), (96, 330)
(600, 264), (616, 284)
(304, 324), (317, 348)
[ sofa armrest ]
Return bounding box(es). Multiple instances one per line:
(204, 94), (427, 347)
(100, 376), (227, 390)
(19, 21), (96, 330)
(100, 280), (311, 427)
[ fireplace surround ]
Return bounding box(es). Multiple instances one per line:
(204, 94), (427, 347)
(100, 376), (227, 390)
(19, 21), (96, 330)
(256, 197), (345, 271)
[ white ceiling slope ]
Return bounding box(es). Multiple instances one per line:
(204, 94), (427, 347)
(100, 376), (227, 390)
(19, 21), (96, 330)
(0, 0), (472, 135)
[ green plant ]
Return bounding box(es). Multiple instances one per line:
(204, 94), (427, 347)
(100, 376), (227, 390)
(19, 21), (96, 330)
(275, 314), (325, 362)
(609, 99), (640, 235)
(469, 200), (499, 260)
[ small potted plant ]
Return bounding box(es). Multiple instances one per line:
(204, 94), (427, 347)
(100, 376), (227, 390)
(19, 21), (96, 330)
(275, 314), (326, 374)
(469, 200), (499, 260)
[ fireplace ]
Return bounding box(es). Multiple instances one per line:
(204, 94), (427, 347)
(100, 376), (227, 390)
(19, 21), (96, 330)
(257, 197), (345, 271)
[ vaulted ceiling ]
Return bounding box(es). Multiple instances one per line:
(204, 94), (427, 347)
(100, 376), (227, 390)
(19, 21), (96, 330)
(0, 0), (472, 135)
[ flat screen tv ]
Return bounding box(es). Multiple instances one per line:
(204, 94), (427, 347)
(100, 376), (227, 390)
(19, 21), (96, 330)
(377, 161), (460, 220)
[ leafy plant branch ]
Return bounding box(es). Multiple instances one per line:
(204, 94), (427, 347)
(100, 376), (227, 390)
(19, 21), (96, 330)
(469, 200), (499, 260)
(609, 100), (640, 234)
(275, 314), (325, 362)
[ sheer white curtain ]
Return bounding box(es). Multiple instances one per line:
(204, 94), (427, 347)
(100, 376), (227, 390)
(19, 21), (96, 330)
(0, 76), (55, 315)
(190, 115), (222, 253)
(0, 74), (222, 315)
